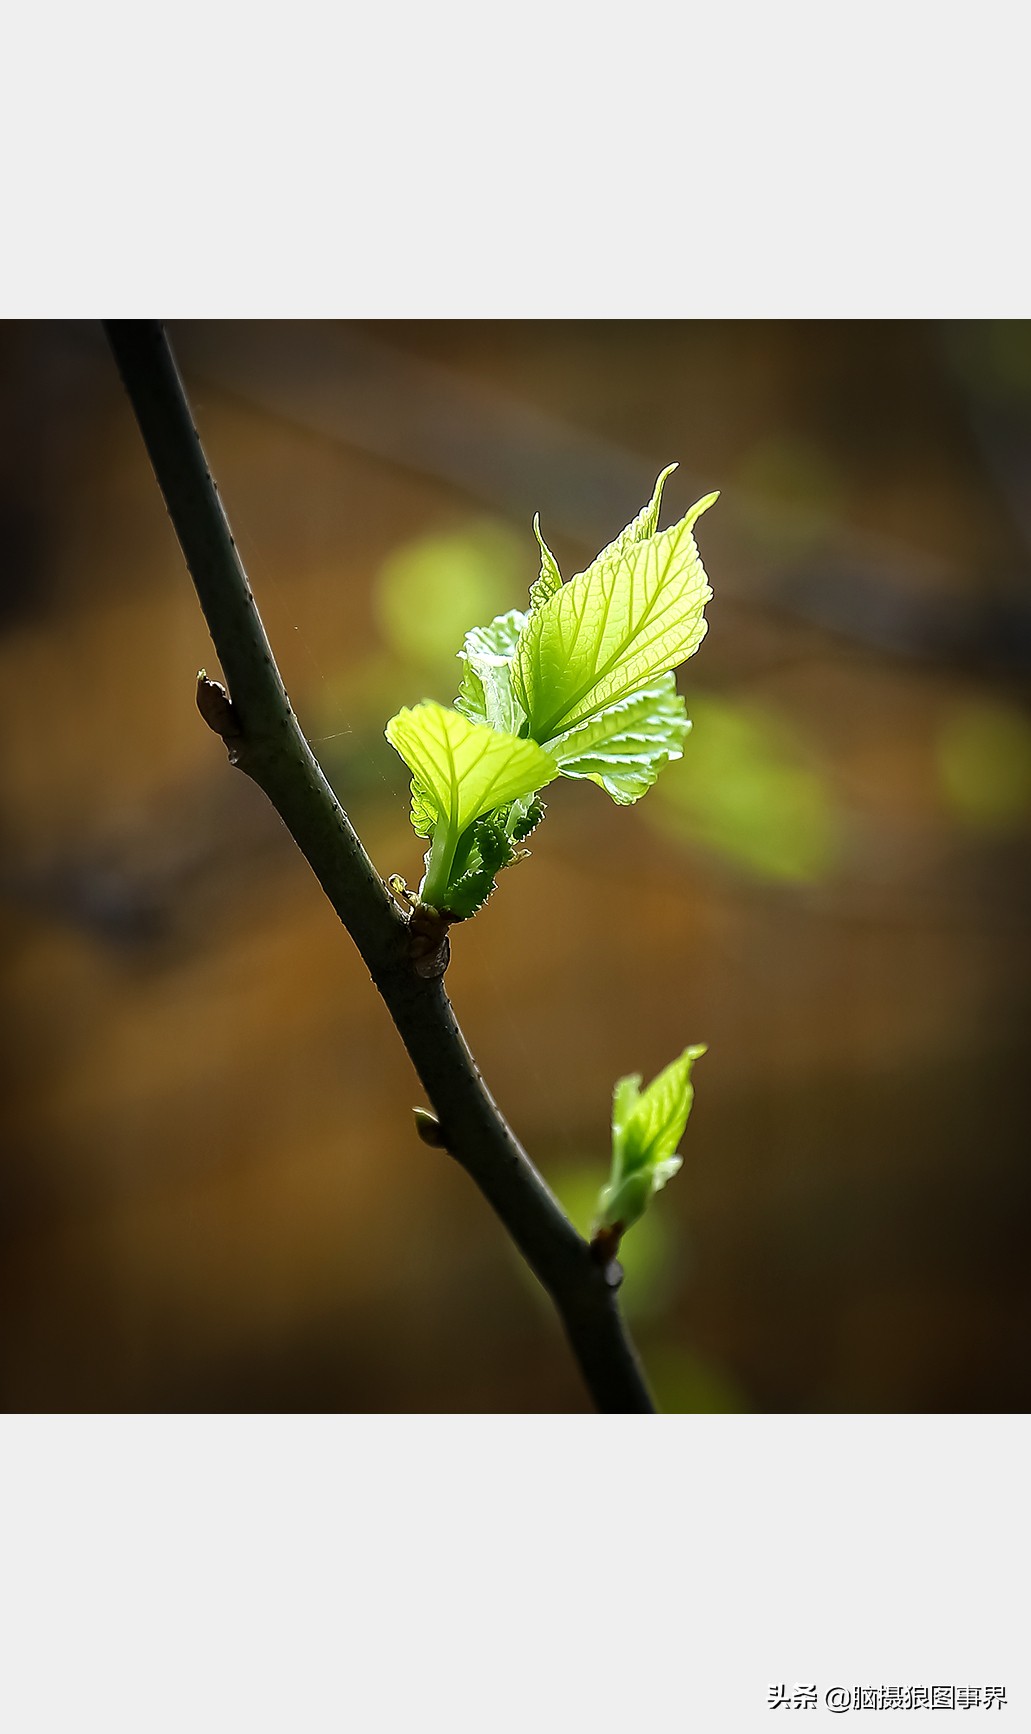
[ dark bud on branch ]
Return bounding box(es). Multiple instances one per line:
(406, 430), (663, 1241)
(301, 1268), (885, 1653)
(413, 1106), (448, 1148)
(196, 671), (241, 740)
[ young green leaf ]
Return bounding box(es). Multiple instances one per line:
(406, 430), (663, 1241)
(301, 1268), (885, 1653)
(507, 792), (546, 843)
(455, 609), (528, 735)
(408, 776), (438, 839)
(513, 488), (718, 744)
(529, 513), (564, 610)
(579, 461), (679, 574)
(386, 701), (554, 836)
(548, 673), (691, 804)
(442, 810), (521, 919)
(595, 1044), (706, 1236)
(384, 700), (557, 911)
(435, 794), (548, 919)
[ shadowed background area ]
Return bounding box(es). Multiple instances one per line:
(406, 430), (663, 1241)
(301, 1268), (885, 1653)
(1, 319), (1029, 1413)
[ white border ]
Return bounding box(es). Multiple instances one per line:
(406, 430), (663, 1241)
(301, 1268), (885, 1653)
(1, 1414), (1027, 1731)
(4, 6), (1027, 316)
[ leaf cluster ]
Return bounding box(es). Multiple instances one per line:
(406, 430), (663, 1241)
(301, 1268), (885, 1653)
(385, 465), (717, 918)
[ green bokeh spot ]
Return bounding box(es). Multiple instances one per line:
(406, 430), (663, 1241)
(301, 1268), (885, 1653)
(652, 692), (838, 883)
(644, 1343), (748, 1413)
(937, 698), (1031, 830)
(375, 520), (525, 669)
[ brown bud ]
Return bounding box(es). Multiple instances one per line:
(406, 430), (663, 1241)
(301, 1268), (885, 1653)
(407, 903), (456, 980)
(196, 672), (240, 739)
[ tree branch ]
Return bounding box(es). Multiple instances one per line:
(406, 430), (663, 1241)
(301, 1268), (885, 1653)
(104, 320), (655, 1414)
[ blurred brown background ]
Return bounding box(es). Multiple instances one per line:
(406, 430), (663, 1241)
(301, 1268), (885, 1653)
(1, 320), (1029, 1413)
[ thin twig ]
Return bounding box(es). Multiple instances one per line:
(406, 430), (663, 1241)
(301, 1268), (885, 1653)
(105, 320), (654, 1414)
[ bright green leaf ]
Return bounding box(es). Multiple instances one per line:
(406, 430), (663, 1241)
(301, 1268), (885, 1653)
(596, 1044), (706, 1234)
(513, 488), (718, 743)
(614, 1044), (706, 1178)
(529, 513), (563, 610)
(548, 673), (691, 804)
(579, 461), (679, 573)
(384, 701), (557, 911)
(455, 609), (527, 735)
(408, 777), (437, 839)
(385, 701), (556, 838)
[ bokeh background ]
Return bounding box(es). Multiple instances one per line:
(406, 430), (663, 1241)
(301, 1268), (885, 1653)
(1, 319), (1029, 1413)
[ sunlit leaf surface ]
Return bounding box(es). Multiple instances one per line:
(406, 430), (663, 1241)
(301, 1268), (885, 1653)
(385, 701), (556, 839)
(596, 1045), (706, 1233)
(454, 609), (527, 736)
(548, 673), (690, 804)
(514, 492), (717, 741)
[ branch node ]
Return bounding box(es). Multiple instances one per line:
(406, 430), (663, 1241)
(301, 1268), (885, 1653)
(408, 904), (455, 980)
(590, 1224), (625, 1286)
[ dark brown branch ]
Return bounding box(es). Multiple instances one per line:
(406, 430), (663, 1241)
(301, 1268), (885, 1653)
(104, 319), (654, 1414)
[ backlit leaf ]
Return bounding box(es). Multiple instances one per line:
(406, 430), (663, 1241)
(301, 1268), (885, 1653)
(529, 513), (563, 610)
(385, 701), (556, 839)
(548, 673), (690, 804)
(596, 1045), (706, 1234)
(578, 461), (679, 574)
(455, 609), (527, 735)
(513, 489), (718, 742)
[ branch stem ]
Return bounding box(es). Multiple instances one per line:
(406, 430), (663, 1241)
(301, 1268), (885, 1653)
(104, 320), (654, 1414)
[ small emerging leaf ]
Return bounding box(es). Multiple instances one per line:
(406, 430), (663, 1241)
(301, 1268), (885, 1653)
(442, 810), (519, 918)
(529, 513), (563, 610)
(614, 1043), (706, 1177)
(579, 461), (679, 574)
(595, 1044), (706, 1236)
(513, 487), (718, 743)
(455, 609), (527, 735)
(409, 778), (438, 839)
(548, 673), (690, 804)
(507, 792), (546, 843)
(433, 793), (548, 918)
